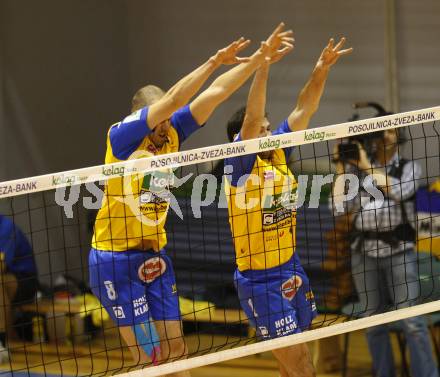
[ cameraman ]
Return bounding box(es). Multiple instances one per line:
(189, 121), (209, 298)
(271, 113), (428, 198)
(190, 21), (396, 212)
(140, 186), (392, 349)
(332, 114), (438, 376)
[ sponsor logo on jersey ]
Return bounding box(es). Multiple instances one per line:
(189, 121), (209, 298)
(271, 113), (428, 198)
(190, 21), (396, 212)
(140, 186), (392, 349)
(263, 190), (298, 210)
(265, 230), (286, 243)
(281, 275), (303, 301)
(274, 314), (298, 336)
(133, 296), (148, 308)
(258, 326), (269, 338)
(263, 213), (274, 225)
(113, 306), (126, 319)
(139, 191), (153, 203)
(138, 257), (167, 283)
(262, 208), (292, 228)
(265, 234), (278, 242)
(142, 171), (174, 192)
(139, 190), (171, 204)
(133, 295), (149, 317)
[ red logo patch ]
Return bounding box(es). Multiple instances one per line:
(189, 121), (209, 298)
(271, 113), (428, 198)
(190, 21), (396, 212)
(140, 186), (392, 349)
(281, 275), (303, 301)
(138, 257), (167, 283)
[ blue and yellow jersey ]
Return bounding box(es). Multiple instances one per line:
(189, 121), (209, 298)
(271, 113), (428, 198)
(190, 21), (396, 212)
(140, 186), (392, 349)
(224, 120), (297, 271)
(92, 105), (201, 252)
(0, 214), (37, 276)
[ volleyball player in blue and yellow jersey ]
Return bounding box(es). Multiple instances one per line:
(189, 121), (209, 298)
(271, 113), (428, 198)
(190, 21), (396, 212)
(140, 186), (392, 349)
(89, 24), (294, 371)
(225, 38), (352, 377)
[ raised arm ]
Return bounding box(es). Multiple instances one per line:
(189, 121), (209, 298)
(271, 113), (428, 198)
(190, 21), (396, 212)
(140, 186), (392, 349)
(240, 41), (293, 140)
(147, 37), (251, 129)
(240, 60), (271, 140)
(287, 37), (353, 132)
(190, 23), (294, 126)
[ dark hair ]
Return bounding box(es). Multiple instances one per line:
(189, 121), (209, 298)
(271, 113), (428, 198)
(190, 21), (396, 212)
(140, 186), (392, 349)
(226, 106), (246, 142)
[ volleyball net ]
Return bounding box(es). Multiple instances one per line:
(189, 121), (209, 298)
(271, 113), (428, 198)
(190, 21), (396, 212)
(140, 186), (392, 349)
(0, 106), (440, 376)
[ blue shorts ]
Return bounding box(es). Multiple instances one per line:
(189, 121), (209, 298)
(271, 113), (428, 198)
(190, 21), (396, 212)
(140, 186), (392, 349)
(234, 253), (317, 339)
(89, 248), (180, 326)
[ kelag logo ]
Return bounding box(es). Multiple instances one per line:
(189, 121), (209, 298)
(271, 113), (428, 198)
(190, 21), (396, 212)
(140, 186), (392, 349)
(52, 174), (76, 186)
(102, 166), (125, 177)
(258, 139), (280, 150)
(304, 130), (325, 142)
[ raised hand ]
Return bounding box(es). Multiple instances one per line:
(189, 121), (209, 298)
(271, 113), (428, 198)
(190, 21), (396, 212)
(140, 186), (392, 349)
(317, 37), (353, 68)
(260, 22), (295, 64)
(269, 39), (294, 64)
(212, 37), (252, 66)
(265, 22), (292, 51)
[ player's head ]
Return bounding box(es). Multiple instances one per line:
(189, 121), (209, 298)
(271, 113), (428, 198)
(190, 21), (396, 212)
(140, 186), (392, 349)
(131, 85), (166, 112)
(227, 106), (272, 158)
(227, 107), (246, 142)
(132, 85), (171, 148)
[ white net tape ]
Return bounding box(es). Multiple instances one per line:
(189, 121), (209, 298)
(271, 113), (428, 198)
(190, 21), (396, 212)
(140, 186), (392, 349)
(1, 106), (438, 198)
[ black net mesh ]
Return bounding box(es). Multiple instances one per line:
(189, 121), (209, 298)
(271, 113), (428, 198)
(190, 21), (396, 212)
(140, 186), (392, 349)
(0, 113), (440, 376)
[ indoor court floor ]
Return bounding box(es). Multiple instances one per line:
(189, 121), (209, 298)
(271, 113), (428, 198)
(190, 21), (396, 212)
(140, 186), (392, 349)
(0, 328), (410, 377)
